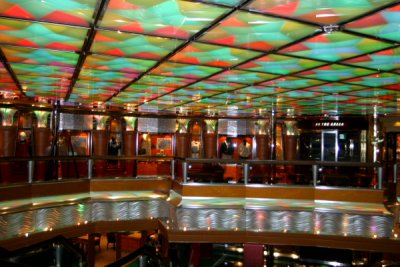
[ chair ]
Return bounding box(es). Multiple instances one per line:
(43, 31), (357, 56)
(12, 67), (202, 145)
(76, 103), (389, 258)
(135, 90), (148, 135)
(93, 233), (102, 251)
(106, 232), (116, 249)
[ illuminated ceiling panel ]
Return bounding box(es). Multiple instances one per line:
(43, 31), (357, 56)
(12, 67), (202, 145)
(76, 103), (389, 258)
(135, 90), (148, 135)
(198, 11), (318, 51)
(185, 80), (244, 92)
(1, 46), (79, 67)
(0, 18), (88, 51)
(83, 54), (156, 73)
(343, 47), (400, 71)
(296, 64), (377, 82)
(0, 0), (398, 116)
(149, 62), (222, 79)
(346, 4), (400, 42)
(245, 0), (397, 24)
(99, 0), (229, 38)
(0, 0), (97, 26)
(345, 73), (400, 87)
(91, 31), (183, 60)
(281, 32), (395, 62)
(307, 83), (368, 94)
(169, 42), (262, 67)
(235, 86), (288, 95)
(237, 54), (325, 75)
(209, 70), (278, 84)
(261, 76), (325, 89)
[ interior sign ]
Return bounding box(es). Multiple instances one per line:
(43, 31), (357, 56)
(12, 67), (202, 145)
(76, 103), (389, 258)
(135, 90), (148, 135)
(314, 122), (345, 127)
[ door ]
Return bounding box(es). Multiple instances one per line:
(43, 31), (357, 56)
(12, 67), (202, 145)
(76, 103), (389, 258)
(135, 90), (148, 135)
(322, 130), (337, 162)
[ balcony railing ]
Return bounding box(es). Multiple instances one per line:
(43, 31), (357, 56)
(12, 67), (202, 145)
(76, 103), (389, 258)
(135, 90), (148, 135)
(0, 155), (395, 191)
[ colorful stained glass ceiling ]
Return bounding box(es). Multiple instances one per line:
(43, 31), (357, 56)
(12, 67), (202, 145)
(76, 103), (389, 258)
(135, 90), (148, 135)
(0, 0), (399, 117)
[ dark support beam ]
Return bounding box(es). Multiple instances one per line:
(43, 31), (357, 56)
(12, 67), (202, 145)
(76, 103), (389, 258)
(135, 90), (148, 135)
(65, 0), (110, 101)
(105, 0), (256, 103)
(0, 48), (24, 96)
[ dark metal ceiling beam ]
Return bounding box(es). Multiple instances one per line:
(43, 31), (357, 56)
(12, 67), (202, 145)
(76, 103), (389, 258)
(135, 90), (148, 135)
(64, 0), (110, 101)
(0, 47), (24, 97)
(104, 0), (255, 103)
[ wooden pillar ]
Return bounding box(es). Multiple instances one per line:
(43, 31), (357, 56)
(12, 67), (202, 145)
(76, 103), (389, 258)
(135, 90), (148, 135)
(116, 233), (122, 260)
(282, 120), (299, 183)
(256, 135), (269, 183)
(175, 133), (190, 158)
(87, 234), (96, 267)
(256, 135), (268, 160)
(33, 127), (51, 181)
(0, 126), (17, 184)
(92, 130), (108, 177)
(283, 135), (298, 176)
(204, 133), (217, 159)
(244, 244), (264, 267)
(124, 131), (137, 177)
(190, 243), (201, 267)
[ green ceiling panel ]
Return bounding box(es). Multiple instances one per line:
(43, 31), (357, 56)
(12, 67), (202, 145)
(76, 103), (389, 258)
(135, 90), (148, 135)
(11, 63), (74, 77)
(346, 73), (400, 87)
(261, 76), (325, 89)
(281, 32), (394, 62)
(100, 0), (229, 38)
(173, 88), (219, 98)
(156, 94), (193, 103)
(279, 90), (325, 98)
(307, 83), (367, 94)
(346, 5), (400, 42)
(0, 18), (88, 51)
(245, 0), (397, 24)
(186, 80), (244, 91)
(210, 70), (278, 84)
(73, 80), (124, 92)
(136, 75), (195, 87)
(235, 86), (287, 95)
(238, 54), (325, 75)
(18, 75), (70, 87)
(314, 94), (354, 102)
(125, 84), (176, 94)
(343, 47), (400, 71)
(83, 54), (156, 73)
(297, 64), (377, 81)
(199, 11), (318, 51)
(0, 0), (97, 26)
(213, 92), (254, 101)
(343, 88), (400, 98)
(91, 31), (183, 60)
(150, 62), (222, 79)
(1, 46), (79, 67)
(79, 69), (139, 82)
(169, 42), (262, 67)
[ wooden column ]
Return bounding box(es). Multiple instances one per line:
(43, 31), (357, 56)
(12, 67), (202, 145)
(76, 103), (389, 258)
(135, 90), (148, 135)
(204, 133), (217, 159)
(175, 133), (190, 180)
(175, 133), (190, 158)
(33, 127), (51, 181)
(283, 135), (298, 175)
(87, 234), (96, 267)
(244, 243), (264, 267)
(0, 126), (17, 184)
(124, 131), (137, 177)
(255, 135), (269, 183)
(190, 243), (201, 267)
(92, 130), (108, 177)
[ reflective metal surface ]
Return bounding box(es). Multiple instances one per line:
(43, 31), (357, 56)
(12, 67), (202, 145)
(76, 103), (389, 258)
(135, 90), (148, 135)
(0, 198), (396, 244)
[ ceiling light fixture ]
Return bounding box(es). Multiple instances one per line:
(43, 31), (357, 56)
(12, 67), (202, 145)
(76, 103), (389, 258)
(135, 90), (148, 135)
(322, 24), (341, 33)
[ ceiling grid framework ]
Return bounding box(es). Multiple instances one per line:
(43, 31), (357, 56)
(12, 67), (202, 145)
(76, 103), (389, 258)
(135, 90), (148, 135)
(0, 0), (399, 117)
